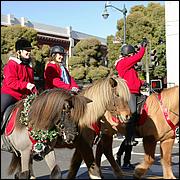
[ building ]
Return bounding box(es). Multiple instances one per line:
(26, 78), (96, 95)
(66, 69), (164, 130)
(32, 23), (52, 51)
(1, 13), (107, 68)
(165, 2), (179, 87)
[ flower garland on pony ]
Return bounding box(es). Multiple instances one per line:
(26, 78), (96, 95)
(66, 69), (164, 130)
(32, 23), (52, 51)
(19, 94), (59, 154)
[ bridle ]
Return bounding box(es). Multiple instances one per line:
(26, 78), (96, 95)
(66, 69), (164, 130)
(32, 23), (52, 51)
(55, 108), (79, 144)
(108, 87), (130, 124)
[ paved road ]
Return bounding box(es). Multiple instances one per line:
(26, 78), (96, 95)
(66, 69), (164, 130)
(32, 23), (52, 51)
(1, 137), (179, 179)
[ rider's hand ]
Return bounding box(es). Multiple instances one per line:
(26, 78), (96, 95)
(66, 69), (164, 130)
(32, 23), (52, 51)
(27, 83), (38, 94)
(71, 87), (79, 93)
(141, 37), (148, 47)
(143, 82), (150, 87)
(31, 86), (38, 95)
(27, 83), (35, 90)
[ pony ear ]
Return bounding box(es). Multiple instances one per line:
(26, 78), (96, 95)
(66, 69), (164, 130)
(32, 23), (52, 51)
(65, 96), (92, 110)
(107, 69), (114, 78)
(78, 95), (92, 104)
(109, 77), (118, 88)
(83, 96), (93, 104)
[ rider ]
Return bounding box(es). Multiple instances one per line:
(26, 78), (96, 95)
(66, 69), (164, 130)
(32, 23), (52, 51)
(115, 38), (148, 147)
(44, 45), (79, 143)
(44, 45), (79, 92)
(1, 38), (37, 132)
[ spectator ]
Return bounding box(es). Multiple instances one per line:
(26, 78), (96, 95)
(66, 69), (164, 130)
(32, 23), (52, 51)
(116, 139), (134, 169)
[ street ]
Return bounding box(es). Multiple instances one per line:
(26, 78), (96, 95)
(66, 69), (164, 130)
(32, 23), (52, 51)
(1, 137), (179, 179)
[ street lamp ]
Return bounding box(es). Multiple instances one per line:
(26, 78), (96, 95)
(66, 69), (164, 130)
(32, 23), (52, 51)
(102, 1), (127, 44)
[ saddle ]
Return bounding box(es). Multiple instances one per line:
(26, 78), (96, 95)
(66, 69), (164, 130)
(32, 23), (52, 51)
(137, 94), (147, 115)
(1, 105), (17, 153)
(1, 105), (15, 134)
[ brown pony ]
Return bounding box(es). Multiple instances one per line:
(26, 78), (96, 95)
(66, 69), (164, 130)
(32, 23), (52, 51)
(68, 85), (179, 179)
(55, 76), (131, 179)
(65, 77), (131, 179)
(3, 76), (131, 179)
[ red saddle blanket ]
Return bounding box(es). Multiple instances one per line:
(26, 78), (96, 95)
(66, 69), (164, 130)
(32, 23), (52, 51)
(138, 102), (148, 126)
(5, 108), (19, 136)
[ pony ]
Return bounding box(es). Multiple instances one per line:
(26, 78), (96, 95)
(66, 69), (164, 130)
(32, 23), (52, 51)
(56, 76), (131, 179)
(68, 85), (179, 179)
(1, 88), (92, 179)
(3, 76), (131, 179)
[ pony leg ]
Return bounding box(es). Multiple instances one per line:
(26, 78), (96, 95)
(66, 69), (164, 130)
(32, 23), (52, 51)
(134, 136), (157, 179)
(14, 149), (32, 179)
(29, 155), (35, 179)
(76, 135), (102, 179)
(44, 150), (62, 179)
(160, 138), (176, 179)
(67, 148), (83, 179)
(96, 134), (123, 178)
(21, 149), (32, 172)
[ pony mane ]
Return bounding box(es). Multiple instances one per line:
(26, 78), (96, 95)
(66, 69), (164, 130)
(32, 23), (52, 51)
(114, 77), (131, 102)
(15, 89), (88, 130)
(79, 76), (130, 127)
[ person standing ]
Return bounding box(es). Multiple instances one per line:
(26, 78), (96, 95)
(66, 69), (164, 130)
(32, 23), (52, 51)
(1, 38), (37, 131)
(116, 138), (134, 169)
(44, 45), (79, 92)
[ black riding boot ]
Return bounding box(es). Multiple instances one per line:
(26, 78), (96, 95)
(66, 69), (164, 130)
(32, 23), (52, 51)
(124, 113), (138, 146)
(116, 139), (126, 166)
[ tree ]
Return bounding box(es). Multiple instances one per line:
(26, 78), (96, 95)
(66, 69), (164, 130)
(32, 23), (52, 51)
(69, 38), (109, 83)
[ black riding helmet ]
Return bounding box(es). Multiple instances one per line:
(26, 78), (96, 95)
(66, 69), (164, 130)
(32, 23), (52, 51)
(121, 44), (135, 57)
(50, 46), (65, 56)
(15, 38), (32, 51)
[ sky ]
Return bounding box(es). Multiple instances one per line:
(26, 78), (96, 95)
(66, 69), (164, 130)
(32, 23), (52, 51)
(1, 1), (165, 39)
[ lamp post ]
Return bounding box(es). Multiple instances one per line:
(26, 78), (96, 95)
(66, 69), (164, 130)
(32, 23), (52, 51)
(102, 1), (127, 44)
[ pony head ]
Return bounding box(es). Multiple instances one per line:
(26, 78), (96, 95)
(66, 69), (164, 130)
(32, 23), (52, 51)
(106, 77), (131, 124)
(25, 89), (92, 133)
(55, 94), (92, 144)
(78, 76), (131, 128)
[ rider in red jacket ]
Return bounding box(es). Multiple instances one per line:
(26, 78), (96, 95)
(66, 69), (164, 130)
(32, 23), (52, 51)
(44, 46), (79, 92)
(115, 46), (145, 94)
(115, 39), (147, 146)
(1, 38), (37, 131)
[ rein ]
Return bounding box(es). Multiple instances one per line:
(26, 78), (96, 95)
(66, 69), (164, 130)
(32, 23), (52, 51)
(157, 93), (177, 137)
(169, 110), (179, 117)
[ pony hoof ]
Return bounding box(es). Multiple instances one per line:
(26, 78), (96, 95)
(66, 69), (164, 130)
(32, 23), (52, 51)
(89, 163), (102, 179)
(14, 170), (31, 179)
(30, 175), (36, 179)
(50, 164), (62, 179)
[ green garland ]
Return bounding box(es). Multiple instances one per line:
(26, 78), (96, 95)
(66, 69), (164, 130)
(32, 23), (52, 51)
(20, 94), (37, 126)
(20, 94), (59, 143)
(30, 129), (59, 142)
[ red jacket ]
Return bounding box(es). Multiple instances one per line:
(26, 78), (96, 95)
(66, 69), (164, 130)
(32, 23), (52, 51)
(115, 47), (145, 94)
(44, 62), (79, 90)
(1, 57), (35, 100)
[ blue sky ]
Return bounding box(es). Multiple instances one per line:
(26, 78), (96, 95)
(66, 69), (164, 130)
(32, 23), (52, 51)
(1, 1), (165, 39)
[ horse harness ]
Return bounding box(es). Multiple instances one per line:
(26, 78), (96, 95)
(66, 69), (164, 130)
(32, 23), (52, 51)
(155, 92), (177, 137)
(55, 108), (79, 145)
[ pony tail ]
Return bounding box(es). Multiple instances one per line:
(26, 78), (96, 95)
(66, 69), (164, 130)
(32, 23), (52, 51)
(8, 153), (21, 175)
